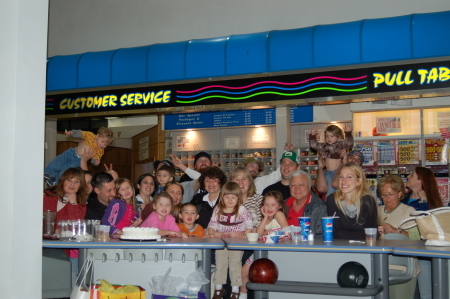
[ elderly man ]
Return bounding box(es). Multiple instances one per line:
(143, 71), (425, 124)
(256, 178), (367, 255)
(262, 151), (299, 201)
(179, 151), (212, 182)
(84, 172), (116, 220)
(315, 150), (364, 196)
(285, 170), (327, 237)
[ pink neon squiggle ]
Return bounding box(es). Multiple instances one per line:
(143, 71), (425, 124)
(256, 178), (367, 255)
(177, 75), (367, 93)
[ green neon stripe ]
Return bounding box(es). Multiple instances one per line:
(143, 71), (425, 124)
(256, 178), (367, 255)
(176, 87), (367, 104)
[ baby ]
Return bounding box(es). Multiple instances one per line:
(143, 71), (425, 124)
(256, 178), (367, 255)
(177, 203), (204, 237)
(44, 127), (114, 186)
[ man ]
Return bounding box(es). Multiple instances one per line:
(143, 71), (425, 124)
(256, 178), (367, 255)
(262, 151), (299, 201)
(243, 156), (281, 195)
(179, 151), (212, 182)
(285, 170), (327, 237)
(315, 150), (364, 195)
(84, 172), (116, 220)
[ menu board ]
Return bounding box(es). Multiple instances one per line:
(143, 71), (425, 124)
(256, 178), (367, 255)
(425, 138), (448, 165)
(290, 106), (313, 123)
(377, 140), (396, 166)
(164, 109), (276, 130)
(398, 139), (420, 165)
(355, 141), (375, 166)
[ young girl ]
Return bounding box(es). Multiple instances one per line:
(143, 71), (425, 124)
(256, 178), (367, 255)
(102, 178), (142, 238)
(140, 192), (183, 237)
(240, 191), (289, 299)
(310, 124), (353, 198)
(177, 203), (204, 237)
(206, 182), (253, 299)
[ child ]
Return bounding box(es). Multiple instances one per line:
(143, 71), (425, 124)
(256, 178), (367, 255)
(177, 203), (204, 237)
(240, 191), (289, 299)
(140, 192), (183, 237)
(44, 127), (114, 186)
(206, 182), (253, 299)
(309, 124), (353, 198)
(154, 165), (175, 195)
(101, 178), (142, 238)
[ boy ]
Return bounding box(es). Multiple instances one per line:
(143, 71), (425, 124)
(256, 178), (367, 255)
(155, 165), (175, 194)
(177, 203), (204, 237)
(44, 127), (114, 186)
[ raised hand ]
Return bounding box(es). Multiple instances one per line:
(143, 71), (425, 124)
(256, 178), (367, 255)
(311, 126), (318, 136)
(343, 123), (353, 132)
(284, 142), (294, 151)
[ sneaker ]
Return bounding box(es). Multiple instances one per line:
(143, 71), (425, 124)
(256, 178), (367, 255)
(212, 288), (226, 299)
(230, 292), (239, 299)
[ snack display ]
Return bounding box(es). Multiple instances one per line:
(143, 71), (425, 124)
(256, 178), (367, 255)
(120, 227), (160, 240)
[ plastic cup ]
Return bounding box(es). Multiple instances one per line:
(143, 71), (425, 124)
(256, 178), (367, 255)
(298, 217), (311, 241)
(291, 226), (302, 242)
(246, 233), (259, 242)
(364, 228), (377, 245)
(43, 210), (56, 235)
(99, 225), (110, 242)
(322, 217), (334, 242)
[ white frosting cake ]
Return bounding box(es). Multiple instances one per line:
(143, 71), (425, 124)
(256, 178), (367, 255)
(121, 227), (160, 240)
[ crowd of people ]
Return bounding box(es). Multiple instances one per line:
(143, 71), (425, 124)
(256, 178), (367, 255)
(43, 125), (444, 299)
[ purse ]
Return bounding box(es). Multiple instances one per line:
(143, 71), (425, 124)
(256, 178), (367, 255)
(399, 207), (450, 246)
(70, 253), (94, 299)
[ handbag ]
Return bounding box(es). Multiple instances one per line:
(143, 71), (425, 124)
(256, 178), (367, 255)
(399, 207), (450, 246)
(70, 253), (94, 299)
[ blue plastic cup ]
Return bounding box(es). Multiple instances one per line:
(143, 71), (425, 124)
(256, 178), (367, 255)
(322, 217), (334, 242)
(298, 217), (311, 241)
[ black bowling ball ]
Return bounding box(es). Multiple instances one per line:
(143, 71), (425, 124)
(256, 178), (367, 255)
(337, 261), (369, 288)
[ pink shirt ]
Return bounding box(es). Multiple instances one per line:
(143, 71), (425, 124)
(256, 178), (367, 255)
(208, 206), (252, 233)
(140, 212), (179, 232)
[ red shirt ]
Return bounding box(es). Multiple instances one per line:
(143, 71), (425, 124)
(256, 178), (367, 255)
(285, 193), (312, 226)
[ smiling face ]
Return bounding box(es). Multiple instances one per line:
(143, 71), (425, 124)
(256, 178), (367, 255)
(118, 181), (133, 202)
(325, 131), (338, 145)
(63, 177), (81, 195)
(205, 176), (221, 194)
(280, 158), (298, 181)
(138, 176), (155, 197)
(95, 181), (116, 205)
(195, 157), (211, 171)
(165, 184), (183, 205)
(246, 162), (260, 179)
(232, 172), (250, 196)
(289, 174), (310, 201)
(380, 183), (402, 211)
(223, 194), (239, 210)
(339, 167), (361, 198)
(153, 197), (172, 218)
(347, 154), (362, 166)
(262, 196), (281, 217)
(179, 205), (199, 226)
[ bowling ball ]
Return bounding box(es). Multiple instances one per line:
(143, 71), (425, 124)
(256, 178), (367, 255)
(249, 258), (279, 284)
(337, 261), (369, 288)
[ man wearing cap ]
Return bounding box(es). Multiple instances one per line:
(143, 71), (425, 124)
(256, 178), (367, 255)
(179, 151), (212, 182)
(262, 151), (299, 202)
(315, 150), (364, 196)
(243, 157), (281, 195)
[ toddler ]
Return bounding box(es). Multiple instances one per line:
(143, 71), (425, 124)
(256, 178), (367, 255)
(140, 192), (183, 237)
(309, 124), (353, 198)
(206, 182), (252, 299)
(155, 165), (175, 195)
(240, 191), (289, 299)
(101, 178), (142, 238)
(177, 203), (204, 237)
(44, 127), (114, 186)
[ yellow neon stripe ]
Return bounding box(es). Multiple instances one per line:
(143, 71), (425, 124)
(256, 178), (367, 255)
(394, 250), (450, 257)
(226, 245), (390, 252)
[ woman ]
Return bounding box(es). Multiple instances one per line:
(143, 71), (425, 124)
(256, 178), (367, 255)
(326, 163), (378, 240)
(403, 166), (443, 211)
(135, 173), (157, 211)
(191, 166), (227, 229)
(43, 167), (87, 288)
(377, 174), (420, 299)
(83, 170), (93, 195)
(228, 165), (263, 230)
(165, 182), (184, 223)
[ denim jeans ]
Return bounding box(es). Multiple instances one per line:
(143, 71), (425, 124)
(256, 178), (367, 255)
(325, 170), (337, 199)
(44, 147), (81, 182)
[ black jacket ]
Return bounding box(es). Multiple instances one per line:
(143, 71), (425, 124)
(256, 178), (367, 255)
(191, 191), (219, 229)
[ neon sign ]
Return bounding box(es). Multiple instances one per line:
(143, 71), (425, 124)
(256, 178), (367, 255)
(373, 67), (450, 88)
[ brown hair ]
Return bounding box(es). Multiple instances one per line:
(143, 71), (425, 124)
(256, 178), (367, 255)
(157, 165), (175, 178)
(97, 127), (114, 142)
(198, 166), (227, 190)
(262, 191), (286, 214)
(377, 174), (405, 200)
(152, 192), (173, 207)
(216, 182), (243, 220)
(414, 167), (443, 209)
(324, 124), (344, 140)
(51, 168), (87, 206)
(115, 178), (137, 210)
(180, 203), (198, 214)
(164, 182), (184, 223)
(228, 166), (256, 197)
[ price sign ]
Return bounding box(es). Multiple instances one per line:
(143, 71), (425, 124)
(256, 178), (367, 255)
(398, 139), (419, 165)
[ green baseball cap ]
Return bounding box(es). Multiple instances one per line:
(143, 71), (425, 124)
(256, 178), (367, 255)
(280, 151), (298, 163)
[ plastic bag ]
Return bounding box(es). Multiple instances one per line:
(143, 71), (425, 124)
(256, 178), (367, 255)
(150, 267), (209, 297)
(184, 267), (210, 296)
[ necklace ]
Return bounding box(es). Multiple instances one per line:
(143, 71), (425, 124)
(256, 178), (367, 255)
(384, 202), (400, 214)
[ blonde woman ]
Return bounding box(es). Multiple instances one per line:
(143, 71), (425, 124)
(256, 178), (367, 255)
(326, 163), (379, 240)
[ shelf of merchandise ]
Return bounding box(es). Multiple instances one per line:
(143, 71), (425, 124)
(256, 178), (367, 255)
(172, 148), (276, 178)
(296, 147), (318, 180)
